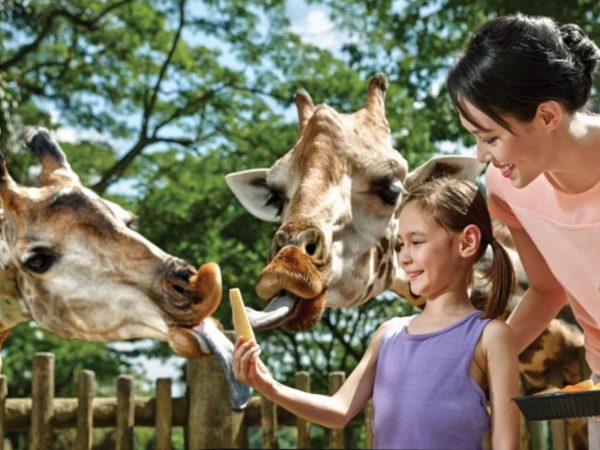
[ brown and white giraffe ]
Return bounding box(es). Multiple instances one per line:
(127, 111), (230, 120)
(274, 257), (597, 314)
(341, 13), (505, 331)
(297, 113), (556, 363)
(226, 74), (482, 329)
(0, 128), (250, 408)
(226, 75), (588, 435)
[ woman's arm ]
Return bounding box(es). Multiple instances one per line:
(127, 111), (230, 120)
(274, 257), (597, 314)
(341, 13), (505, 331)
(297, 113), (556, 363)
(484, 320), (520, 450)
(506, 226), (567, 353)
(233, 321), (391, 429)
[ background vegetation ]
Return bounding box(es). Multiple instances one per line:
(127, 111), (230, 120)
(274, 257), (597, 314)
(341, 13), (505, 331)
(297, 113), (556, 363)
(1, 0), (599, 448)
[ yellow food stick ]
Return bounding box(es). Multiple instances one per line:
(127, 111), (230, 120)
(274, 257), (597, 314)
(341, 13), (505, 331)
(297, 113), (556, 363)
(230, 288), (256, 342)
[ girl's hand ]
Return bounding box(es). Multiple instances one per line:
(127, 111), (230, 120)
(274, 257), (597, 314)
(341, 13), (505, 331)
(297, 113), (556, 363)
(232, 337), (273, 391)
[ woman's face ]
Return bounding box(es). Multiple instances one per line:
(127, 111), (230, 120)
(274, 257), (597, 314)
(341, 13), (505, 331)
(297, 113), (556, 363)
(458, 99), (552, 189)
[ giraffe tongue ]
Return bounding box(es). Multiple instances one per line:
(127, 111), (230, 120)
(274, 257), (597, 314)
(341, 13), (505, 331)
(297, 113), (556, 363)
(190, 320), (253, 411)
(246, 292), (296, 330)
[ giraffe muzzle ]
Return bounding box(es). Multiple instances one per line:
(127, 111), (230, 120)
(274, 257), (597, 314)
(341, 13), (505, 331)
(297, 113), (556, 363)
(250, 246), (329, 330)
(161, 262), (222, 327)
(256, 246), (323, 300)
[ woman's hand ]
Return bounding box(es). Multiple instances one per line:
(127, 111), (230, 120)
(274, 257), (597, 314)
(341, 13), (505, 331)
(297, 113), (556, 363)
(232, 337), (273, 391)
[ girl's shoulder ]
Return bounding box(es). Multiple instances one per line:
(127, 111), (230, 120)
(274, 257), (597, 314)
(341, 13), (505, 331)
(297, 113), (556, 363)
(376, 315), (416, 339)
(480, 319), (515, 355)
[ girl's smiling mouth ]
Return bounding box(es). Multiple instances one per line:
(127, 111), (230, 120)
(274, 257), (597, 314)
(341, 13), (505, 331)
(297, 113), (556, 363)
(405, 270), (424, 282)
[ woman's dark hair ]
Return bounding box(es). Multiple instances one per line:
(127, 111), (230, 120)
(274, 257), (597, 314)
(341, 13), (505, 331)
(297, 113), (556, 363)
(399, 178), (514, 319)
(447, 14), (600, 132)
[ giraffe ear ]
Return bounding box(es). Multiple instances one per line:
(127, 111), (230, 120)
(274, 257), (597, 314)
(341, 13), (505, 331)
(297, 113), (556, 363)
(101, 197), (138, 226)
(225, 169), (282, 223)
(404, 155), (484, 191)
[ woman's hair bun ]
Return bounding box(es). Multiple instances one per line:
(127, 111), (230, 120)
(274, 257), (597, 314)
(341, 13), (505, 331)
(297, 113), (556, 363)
(559, 23), (600, 77)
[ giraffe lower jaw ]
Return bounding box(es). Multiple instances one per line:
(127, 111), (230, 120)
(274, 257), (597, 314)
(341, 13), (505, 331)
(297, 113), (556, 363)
(168, 318), (252, 411)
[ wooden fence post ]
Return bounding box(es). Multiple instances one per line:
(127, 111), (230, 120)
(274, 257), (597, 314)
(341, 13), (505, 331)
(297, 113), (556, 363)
(116, 375), (135, 450)
(0, 375), (6, 448)
(328, 371), (346, 449)
(29, 352), (54, 450)
(75, 370), (95, 450)
(155, 378), (173, 450)
(364, 399), (374, 449)
(295, 371), (311, 448)
(260, 396), (277, 448)
(185, 331), (244, 449)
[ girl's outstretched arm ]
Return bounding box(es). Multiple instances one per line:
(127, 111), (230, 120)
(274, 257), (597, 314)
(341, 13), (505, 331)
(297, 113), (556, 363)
(233, 320), (392, 429)
(483, 320), (520, 450)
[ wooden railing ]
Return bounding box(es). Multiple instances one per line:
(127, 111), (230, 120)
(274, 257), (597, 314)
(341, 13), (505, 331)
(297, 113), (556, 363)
(0, 341), (590, 449)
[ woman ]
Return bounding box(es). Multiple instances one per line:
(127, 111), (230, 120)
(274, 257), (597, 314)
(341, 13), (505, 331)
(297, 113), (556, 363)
(447, 13), (600, 443)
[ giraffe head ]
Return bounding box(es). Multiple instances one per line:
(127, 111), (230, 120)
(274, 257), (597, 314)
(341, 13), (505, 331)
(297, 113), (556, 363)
(226, 74), (483, 330)
(0, 129), (221, 357)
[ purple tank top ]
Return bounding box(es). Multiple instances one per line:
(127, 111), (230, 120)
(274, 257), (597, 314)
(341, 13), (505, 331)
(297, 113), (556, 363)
(372, 311), (490, 449)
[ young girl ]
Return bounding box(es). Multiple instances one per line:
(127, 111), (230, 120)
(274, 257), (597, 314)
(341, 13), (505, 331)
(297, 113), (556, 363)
(447, 13), (600, 444)
(233, 177), (520, 450)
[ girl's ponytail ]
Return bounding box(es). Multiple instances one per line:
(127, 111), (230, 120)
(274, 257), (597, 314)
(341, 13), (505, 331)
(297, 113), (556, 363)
(482, 237), (515, 320)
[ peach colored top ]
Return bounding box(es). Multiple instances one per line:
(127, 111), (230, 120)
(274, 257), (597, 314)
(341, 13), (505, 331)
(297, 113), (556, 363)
(486, 165), (600, 372)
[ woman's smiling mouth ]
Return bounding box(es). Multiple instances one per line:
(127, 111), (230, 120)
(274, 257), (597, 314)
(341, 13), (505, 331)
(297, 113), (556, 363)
(495, 162), (516, 178)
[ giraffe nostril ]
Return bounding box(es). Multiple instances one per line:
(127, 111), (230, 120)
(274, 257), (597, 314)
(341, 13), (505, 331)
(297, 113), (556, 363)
(306, 243), (316, 256)
(172, 284), (186, 296)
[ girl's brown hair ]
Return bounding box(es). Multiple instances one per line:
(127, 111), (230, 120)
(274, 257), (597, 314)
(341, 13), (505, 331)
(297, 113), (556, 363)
(400, 177), (514, 319)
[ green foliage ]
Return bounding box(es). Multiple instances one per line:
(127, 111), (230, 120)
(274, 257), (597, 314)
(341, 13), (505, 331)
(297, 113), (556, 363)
(1, 322), (143, 398)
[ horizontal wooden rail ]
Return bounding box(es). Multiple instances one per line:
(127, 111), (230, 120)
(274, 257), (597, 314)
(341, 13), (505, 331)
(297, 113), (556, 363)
(3, 395), (367, 431)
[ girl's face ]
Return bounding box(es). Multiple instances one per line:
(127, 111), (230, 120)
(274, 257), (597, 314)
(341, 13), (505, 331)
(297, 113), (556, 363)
(458, 99), (553, 189)
(397, 202), (465, 298)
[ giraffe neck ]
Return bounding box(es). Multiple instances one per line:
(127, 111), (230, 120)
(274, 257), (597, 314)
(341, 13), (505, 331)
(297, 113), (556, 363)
(361, 218), (402, 299)
(0, 211), (30, 333)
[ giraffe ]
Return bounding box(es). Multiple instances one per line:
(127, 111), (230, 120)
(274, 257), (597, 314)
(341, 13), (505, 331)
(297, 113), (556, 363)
(226, 74), (588, 442)
(0, 128), (249, 408)
(226, 74), (481, 329)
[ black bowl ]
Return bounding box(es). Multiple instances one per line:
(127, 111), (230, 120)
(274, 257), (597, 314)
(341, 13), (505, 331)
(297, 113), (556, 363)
(513, 390), (600, 421)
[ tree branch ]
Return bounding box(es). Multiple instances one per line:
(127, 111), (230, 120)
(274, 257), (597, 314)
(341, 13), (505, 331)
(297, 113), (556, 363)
(142, 0), (186, 134)
(94, 0), (187, 194)
(151, 87), (224, 135)
(0, 0), (134, 72)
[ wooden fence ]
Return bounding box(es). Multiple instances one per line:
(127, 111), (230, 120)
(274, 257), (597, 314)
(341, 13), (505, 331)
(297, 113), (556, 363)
(0, 338), (589, 449)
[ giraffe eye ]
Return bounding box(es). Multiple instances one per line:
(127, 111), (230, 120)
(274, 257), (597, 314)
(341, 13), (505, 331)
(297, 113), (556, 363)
(265, 190), (285, 217)
(376, 180), (405, 206)
(23, 251), (58, 274)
